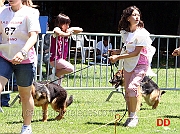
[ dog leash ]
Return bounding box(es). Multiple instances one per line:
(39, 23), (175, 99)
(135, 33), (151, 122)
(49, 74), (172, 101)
(110, 62), (114, 80)
(109, 62), (128, 123)
(108, 47), (128, 123)
(109, 58), (119, 81)
(48, 65), (91, 84)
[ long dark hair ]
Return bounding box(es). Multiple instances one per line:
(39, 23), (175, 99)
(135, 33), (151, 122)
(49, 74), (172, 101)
(54, 13), (71, 29)
(118, 6), (144, 32)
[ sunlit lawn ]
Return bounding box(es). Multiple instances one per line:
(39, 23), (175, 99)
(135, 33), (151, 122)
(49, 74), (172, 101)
(1, 60), (180, 134)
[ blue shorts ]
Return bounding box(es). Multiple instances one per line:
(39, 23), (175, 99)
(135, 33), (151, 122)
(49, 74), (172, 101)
(0, 56), (35, 87)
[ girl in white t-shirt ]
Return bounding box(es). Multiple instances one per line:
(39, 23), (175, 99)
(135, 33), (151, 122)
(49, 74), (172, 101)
(109, 6), (155, 127)
(0, 0), (41, 133)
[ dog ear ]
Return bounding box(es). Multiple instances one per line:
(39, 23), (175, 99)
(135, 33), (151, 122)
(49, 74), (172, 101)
(118, 69), (124, 77)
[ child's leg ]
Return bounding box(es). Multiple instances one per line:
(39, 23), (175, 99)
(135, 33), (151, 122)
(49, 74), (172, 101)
(129, 87), (142, 114)
(124, 70), (132, 116)
(127, 65), (147, 114)
(136, 86), (142, 112)
(50, 59), (74, 77)
(123, 65), (147, 127)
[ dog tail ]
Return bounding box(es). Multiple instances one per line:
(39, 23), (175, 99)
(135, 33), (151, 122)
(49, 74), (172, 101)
(66, 95), (73, 107)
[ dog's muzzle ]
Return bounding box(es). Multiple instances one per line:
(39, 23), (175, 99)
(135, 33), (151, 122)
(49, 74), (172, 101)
(109, 79), (117, 85)
(109, 77), (124, 89)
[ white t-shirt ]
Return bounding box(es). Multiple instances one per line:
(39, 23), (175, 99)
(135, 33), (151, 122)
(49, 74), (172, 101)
(0, 5), (41, 63)
(32, 8), (40, 18)
(120, 28), (154, 72)
(0, 5), (9, 43)
(96, 40), (112, 55)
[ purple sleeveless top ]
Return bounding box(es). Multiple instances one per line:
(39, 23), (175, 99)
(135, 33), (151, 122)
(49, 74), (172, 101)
(50, 36), (69, 62)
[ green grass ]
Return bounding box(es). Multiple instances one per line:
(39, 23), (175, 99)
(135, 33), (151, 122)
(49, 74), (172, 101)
(1, 90), (180, 133)
(1, 67), (180, 134)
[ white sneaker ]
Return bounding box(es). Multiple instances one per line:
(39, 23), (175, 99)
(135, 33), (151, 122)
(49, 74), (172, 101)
(0, 107), (4, 113)
(127, 115), (138, 127)
(123, 117), (131, 126)
(20, 125), (32, 134)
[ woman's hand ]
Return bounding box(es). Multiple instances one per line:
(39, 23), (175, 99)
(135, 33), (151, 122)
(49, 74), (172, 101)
(108, 55), (120, 63)
(108, 49), (121, 55)
(172, 47), (180, 56)
(68, 27), (83, 34)
(12, 51), (25, 65)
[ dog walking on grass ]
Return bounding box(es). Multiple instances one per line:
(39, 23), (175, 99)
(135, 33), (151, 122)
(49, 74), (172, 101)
(109, 69), (165, 109)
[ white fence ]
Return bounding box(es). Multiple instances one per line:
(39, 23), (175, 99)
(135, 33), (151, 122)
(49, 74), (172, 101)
(1, 32), (180, 95)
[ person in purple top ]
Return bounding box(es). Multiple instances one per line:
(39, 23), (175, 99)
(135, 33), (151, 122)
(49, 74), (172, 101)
(50, 13), (83, 85)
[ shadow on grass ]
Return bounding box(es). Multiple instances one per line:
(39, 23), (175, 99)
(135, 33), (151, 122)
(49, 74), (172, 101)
(160, 115), (180, 119)
(140, 107), (152, 110)
(85, 121), (124, 126)
(0, 133), (19, 134)
(114, 107), (152, 112)
(110, 108), (127, 112)
(6, 118), (56, 124)
(85, 107), (165, 127)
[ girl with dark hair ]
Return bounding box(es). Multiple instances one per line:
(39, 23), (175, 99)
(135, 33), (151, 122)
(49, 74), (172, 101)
(109, 6), (155, 127)
(49, 13), (83, 85)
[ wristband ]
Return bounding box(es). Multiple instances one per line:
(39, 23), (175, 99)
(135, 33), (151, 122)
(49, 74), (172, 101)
(20, 49), (28, 58)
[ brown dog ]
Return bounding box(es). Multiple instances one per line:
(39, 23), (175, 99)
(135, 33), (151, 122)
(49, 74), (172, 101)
(31, 81), (73, 122)
(109, 70), (165, 109)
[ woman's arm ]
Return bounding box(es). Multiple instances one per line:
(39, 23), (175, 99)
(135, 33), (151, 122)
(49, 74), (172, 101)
(172, 47), (180, 56)
(53, 27), (83, 37)
(109, 46), (143, 63)
(68, 27), (83, 34)
(22, 31), (39, 52)
(53, 27), (72, 37)
(109, 49), (122, 55)
(11, 31), (38, 65)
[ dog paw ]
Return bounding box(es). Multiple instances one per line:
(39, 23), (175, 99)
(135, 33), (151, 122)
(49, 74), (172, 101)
(55, 116), (64, 120)
(42, 119), (48, 122)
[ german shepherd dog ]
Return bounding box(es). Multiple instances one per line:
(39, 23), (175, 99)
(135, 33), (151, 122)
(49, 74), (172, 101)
(31, 81), (73, 122)
(109, 70), (165, 109)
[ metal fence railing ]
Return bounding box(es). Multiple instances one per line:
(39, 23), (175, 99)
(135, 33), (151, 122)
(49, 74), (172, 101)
(1, 32), (180, 95)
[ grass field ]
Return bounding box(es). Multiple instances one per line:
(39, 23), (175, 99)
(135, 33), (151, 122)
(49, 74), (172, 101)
(0, 89), (180, 134)
(0, 68), (180, 134)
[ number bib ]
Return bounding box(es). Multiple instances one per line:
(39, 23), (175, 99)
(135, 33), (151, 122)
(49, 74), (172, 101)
(0, 6), (40, 61)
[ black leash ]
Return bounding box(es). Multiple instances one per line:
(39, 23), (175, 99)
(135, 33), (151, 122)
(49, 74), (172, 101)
(110, 61), (119, 80)
(49, 65), (91, 84)
(110, 63), (114, 80)
(108, 47), (128, 123)
(109, 61), (128, 123)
